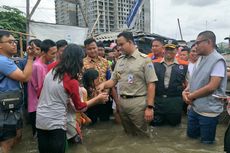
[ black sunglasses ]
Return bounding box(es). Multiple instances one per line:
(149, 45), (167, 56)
(194, 39), (208, 46)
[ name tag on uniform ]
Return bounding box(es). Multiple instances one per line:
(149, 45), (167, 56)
(128, 74), (134, 84)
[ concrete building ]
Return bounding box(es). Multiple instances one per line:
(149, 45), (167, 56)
(55, 0), (151, 35)
(55, 0), (77, 26)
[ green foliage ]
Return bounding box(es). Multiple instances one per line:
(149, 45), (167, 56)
(217, 42), (230, 54)
(0, 5), (26, 37)
(224, 48), (230, 54)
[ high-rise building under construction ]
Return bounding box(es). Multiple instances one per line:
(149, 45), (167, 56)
(55, 0), (150, 35)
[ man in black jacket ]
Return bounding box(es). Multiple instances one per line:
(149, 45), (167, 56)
(151, 40), (188, 126)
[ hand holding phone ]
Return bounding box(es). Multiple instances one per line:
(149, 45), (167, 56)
(212, 94), (228, 99)
(212, 94), (229, 103)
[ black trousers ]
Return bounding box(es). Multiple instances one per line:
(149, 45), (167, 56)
(151, 96), (183, 126)
(29, 112), (36, 136)
(225, 124), (230, 152)
(86, 100), (112, 124)
(37, 128), (66, 153)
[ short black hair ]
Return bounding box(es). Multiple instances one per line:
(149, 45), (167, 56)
(190, 43), (196, 49)
(198, 30), (216, 47)
(56, 39), (68, 50)
(29, 39), (42, 48)
(97, 41), (104, 48)
(53, 44), (84, 81)
(84, 38), (97, 46)
(0, 30), (11, 42)
(152, 38), (164, 45)
(117, 31), (134, 43)
(82, 68), (99, 98)
(41, 39), (56, 53)
(181, 46), (190, 52)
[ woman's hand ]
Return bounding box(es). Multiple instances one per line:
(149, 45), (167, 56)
(97, 92), (109, 104)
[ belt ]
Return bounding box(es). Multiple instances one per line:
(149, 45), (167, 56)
(161, 95), (168, 98)
(120, 95), (146, 99)
(157, 95), (179, 98)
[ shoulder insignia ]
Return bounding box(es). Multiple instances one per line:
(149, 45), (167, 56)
(140, 53), (147, 58)
(118, 55), (125, 59)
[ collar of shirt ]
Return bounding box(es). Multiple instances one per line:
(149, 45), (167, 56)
(85, 56), (101, 63)
(160, 58), (179, 65)
(36, 57), (47, 66)
(125, 49), (139, 59)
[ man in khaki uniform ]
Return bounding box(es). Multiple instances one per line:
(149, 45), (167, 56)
(98, 32), (158, 136)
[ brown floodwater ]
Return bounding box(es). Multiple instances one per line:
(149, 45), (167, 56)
(11, 116), (227, 153)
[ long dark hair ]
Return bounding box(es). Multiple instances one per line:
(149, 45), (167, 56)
(53, 44), (84, 81)
(82, 68), (99, 98)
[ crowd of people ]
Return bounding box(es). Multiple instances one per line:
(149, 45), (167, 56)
(0, 29), (230, 153)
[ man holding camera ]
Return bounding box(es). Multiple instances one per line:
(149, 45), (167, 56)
(0, 30), (35, 153)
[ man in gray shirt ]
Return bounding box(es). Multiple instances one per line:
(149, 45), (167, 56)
(183, 31), (227, 144)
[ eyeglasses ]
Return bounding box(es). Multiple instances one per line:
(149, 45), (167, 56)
(194, 39), (208, 46)
(0, 40), (18, 45)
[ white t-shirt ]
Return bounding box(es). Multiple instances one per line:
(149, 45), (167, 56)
(188, 62), (196, 77)
(210, 60), (225, 77)
(193, 57), (225, 78)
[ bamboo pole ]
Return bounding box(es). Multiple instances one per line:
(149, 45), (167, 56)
(19, 33), (23, 58)
(1, 29), (36, 37)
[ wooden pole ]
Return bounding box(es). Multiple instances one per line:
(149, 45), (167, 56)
(26, 0), (30, 44)
(28, 0), (41, 20)
(64, 0), (88, 27)
(2, 29), (36, 37)
(90, 13), (101, 37)
(19, 33), (23, 58)
(77, 1), (88, 27)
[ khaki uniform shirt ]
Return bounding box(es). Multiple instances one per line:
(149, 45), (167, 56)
(161, 59), (179, 88)
(111, 49), (158, 96)
(160, 58), (189, 88)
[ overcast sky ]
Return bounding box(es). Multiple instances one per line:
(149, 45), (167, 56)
(1, 0), (230, 43)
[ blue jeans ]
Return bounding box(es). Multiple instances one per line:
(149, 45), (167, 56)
(187, 108), (219, 144)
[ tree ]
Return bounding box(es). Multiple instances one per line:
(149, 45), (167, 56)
(0, 5), (26, 36)
(218, 42), (230, 54)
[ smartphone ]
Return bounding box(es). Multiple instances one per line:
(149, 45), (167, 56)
(212, 94), (228, 99)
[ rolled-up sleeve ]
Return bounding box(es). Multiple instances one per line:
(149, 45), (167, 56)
(110, 62), (119, 82)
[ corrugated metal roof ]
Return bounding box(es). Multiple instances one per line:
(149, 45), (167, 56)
(93, 31), (173, 42)
(94, 32), (121, 41)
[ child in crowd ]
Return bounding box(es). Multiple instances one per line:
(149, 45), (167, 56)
(82, 68), (101, 124)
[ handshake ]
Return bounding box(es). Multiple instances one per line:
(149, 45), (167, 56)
(96, 92), (109, 104)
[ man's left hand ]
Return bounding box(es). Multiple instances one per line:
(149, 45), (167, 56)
(144, 108), (154, 122)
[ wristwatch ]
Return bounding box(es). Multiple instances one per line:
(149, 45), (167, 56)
(147, 105), (154, 109)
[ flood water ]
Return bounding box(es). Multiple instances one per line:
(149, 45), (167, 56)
(11, 116), (227, 153)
